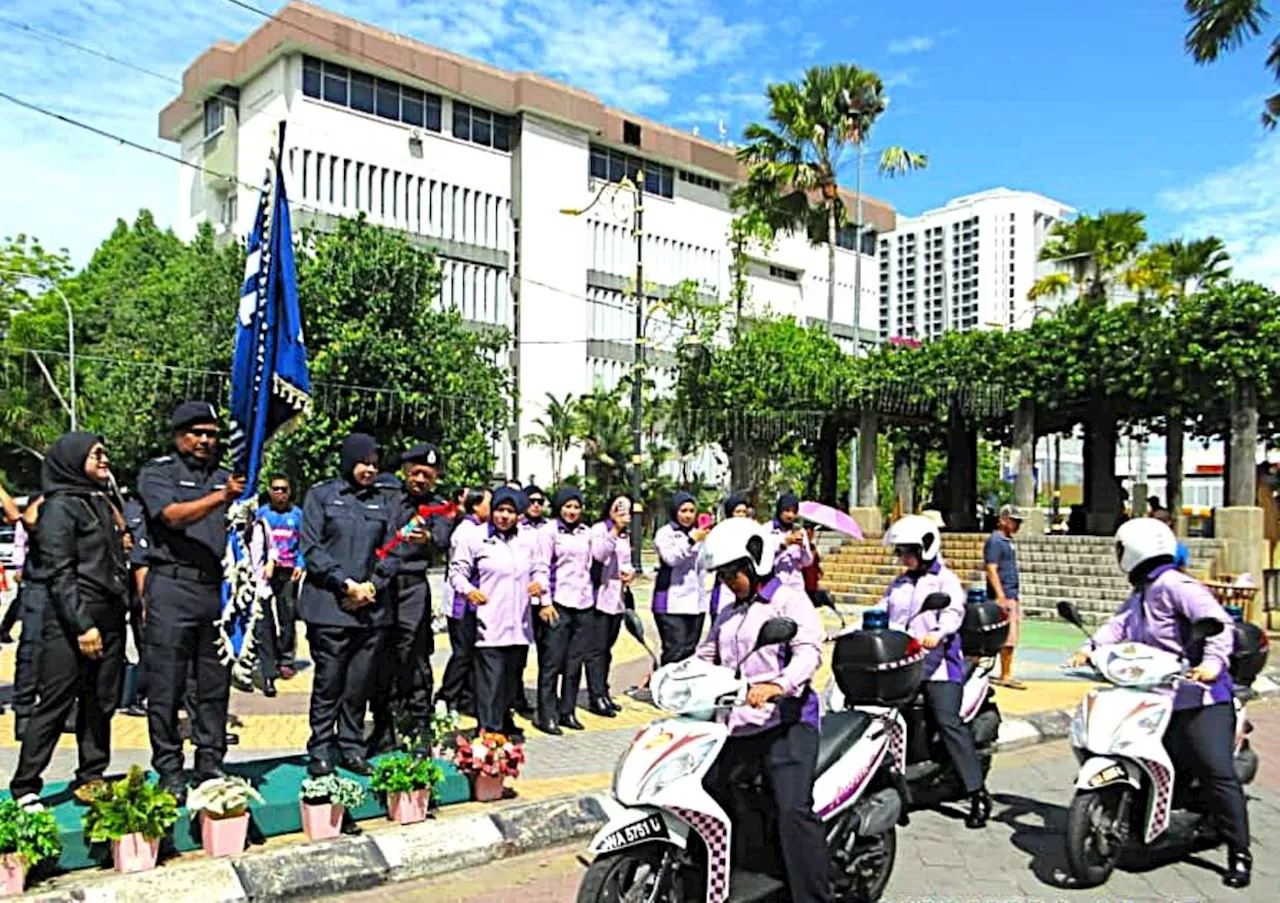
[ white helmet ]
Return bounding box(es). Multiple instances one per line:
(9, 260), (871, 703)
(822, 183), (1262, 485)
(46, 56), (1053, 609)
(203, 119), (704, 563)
(1114, 518), (1178, 574)
(883, 514), (942, 563)
(701, 517), (776, 578)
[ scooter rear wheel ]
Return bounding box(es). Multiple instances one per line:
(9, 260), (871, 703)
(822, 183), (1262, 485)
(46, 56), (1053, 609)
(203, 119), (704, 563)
(577, 842), (685, 903)
(1065, 787), (1131, 888)
(837, 827), (896, 903)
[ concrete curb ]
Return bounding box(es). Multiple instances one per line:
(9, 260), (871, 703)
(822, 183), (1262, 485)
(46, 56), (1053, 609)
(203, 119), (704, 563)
(29, 678), (1278, 901)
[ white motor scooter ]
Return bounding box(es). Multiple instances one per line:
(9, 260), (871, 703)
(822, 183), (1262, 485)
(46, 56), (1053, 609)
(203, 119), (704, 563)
(1057, 600), (1262, 887)
(578, 613), (909, 903)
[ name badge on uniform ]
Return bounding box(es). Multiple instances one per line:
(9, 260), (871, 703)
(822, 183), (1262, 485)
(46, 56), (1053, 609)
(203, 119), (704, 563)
(179, 480), (198, 488)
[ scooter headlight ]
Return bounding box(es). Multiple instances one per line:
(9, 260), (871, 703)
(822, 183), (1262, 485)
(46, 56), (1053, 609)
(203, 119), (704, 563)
(655, 680), (693, 713)
(636, 739), (718, 800)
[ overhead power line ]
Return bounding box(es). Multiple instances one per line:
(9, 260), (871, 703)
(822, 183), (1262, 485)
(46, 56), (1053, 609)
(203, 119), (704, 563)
(0, 14), (182, 87)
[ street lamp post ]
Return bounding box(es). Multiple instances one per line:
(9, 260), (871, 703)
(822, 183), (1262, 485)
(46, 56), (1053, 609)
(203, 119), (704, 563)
(1, 269), (75, 429)
(560, 172), (645, 572)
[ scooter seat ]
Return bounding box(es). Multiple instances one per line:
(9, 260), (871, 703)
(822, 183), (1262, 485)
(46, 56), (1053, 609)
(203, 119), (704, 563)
(816, 710), (872, 776)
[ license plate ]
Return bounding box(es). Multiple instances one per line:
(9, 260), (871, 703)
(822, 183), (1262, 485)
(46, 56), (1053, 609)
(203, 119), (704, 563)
(1089, 765), (1125, 787)
(597, 813), (668, 852)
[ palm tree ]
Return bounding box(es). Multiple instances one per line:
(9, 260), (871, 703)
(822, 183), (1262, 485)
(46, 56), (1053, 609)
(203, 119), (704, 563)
(735, 65), (927, 339)
(1184, 0), (1280, 127)
(527, 392), (577, 485)
(1154, 236), (1231, 297)
(1030, 210), (1148, 304)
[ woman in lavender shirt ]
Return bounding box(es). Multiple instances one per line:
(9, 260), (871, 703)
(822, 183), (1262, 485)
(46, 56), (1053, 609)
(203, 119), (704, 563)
(1067, 518), (1251, 888)
(585, 495), (634, 716)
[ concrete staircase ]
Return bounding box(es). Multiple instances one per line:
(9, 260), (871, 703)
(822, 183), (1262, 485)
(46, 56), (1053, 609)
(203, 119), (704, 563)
(821, 533), (1223, 625)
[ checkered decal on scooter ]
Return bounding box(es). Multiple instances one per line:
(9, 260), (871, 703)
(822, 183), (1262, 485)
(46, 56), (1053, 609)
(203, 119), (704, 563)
(888, 717), (906, 771)
(1142, 758), (1173, 843)
(671, 807), (729, 903)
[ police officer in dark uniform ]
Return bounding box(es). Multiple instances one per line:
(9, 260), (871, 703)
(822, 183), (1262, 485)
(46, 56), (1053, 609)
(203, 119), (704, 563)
(299, 433), (402, 776)
(119, 493), (150, 716)
(136, 402), (245, 800)
(367, 443), (452, 755)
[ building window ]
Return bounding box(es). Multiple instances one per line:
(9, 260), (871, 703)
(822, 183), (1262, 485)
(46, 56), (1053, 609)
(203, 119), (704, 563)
(452, 101), (514, 151)
(301, 56), (443, 133)
(769, 264), (799, 282)
(588, 144), (674, 199)
(623, 120), (642, 147)
(203, 99), (224, 138)
(678, 170), (721, 191)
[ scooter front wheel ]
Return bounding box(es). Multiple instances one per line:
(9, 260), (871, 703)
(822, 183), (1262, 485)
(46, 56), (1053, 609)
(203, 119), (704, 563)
(577, 842), (685, 903)
(1064, 787), (1131, 888)
(837, 826), (896, 903)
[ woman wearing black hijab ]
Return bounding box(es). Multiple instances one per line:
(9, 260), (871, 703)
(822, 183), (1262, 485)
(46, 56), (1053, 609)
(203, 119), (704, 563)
(299, 433), (402, 776)
(9, 432), (128, 806)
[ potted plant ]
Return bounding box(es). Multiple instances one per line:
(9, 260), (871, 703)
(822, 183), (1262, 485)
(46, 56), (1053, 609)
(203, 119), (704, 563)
(428, 700), (463, 757)
(299, 775), (366, 841)
(453, 731), (525, 802)
(186, 775), (263, 858)
(0, 799), (62, 894)
(81, 767), (179, 873)
(369, 754), (443, 826)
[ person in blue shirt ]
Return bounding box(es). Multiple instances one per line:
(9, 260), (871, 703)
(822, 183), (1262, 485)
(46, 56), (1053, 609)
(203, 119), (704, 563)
(255, 476), (306, 695)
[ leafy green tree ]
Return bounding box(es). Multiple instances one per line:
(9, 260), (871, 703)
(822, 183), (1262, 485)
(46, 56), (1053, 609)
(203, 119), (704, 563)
(1154, 236), (1232, 297)
(1183, 0), (1280, 126)
(1031, 210), (1148, 304)
(735, 64), (926, 334)
(527, 392), (578, 485)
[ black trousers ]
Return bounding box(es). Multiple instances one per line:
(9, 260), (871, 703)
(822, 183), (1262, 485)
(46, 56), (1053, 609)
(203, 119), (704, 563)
(269, 567), (299, 665)
(585, 610), (622, 701)
(535, 604), (592, 719)
(923, 680), (984, 794)
(306, 624), (385, 762)
(10, 613), (124, 798)
(711, 723), (833, 903)
(144, 573), (230, 779)
(10, 582), (48, 730)
(0, 583), (24, 635)
(474, 645), (526, 733)
(1164, 701), (1250, 851)
(439, 610), (476, 713)
(655, 612), (705, 666)
(369, 575), (435, 745)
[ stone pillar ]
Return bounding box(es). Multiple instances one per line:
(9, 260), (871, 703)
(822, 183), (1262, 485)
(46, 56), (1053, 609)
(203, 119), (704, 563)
(944, 406), (979, 532)
(893, 446), (913, 516)
(850, 409), (882, 537)
(1167, 415), (1186, 537)
(1083, 409), (1120, 534)
(1228, 383), (1259, 508)
(1216, 506), (1267, 624)
(1012, 398), (1045, 534)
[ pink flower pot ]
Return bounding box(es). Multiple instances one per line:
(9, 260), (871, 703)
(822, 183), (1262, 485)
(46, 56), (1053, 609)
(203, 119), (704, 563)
(473, 773), (505, 802)
(112, 834), (160, 873)
(300, 801), (345, 841)
(200, 812), (249, 858)
(387, 789), (429, 825)
(1, 854), (25, 896)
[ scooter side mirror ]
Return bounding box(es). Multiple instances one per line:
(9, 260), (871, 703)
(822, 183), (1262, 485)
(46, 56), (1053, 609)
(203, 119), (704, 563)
(921, 592), (951, 614)
(754, 617), (798, 651)
(1057, 600), (1084, 629)
(1189, 617), (1224, 644)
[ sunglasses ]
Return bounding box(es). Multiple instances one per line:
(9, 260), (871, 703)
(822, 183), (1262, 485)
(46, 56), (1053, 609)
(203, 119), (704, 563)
(528, 497), (545, 505)
(87, 448), (110, 461)
(187, 428), (220, 439)
(270, 486), (290, 493)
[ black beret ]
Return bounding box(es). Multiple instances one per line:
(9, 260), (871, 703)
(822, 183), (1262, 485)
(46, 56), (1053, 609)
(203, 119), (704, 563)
(402, 442), (442, 467)
(171, 401), (219, 430)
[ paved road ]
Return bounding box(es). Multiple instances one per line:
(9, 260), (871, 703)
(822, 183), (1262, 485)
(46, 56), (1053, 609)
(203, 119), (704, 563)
(325, 700), (1280, 902)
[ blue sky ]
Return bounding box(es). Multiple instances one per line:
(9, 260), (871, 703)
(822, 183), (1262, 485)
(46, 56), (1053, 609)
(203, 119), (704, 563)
(1, 0), (1277, 284)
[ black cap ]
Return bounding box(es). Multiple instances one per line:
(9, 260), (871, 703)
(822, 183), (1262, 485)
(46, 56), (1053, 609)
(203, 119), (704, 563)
(402, 443), (442, 468)
(171, 401), (219, 430)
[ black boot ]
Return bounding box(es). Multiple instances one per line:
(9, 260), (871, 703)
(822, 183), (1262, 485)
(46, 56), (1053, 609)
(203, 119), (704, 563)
(1224, 847), (1252, 888)
(965, 788), (991, 829)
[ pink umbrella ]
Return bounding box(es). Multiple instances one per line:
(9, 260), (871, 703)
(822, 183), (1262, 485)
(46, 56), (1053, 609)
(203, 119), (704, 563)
(798, 501), (864, 539)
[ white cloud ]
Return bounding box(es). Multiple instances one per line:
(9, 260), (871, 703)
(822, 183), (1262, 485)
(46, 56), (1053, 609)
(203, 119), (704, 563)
(1158, 141), (1280, 289)
(0, 0), (766, 263)
(887, 35), (934, 55)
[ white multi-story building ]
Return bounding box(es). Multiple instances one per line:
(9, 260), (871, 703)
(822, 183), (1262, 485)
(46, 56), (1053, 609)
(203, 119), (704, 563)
(160, 1), (895, 483)
(878, 187), (1074, 340)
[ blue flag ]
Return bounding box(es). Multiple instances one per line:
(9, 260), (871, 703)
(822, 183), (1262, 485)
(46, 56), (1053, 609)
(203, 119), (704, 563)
(222, 123), (311, 666)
